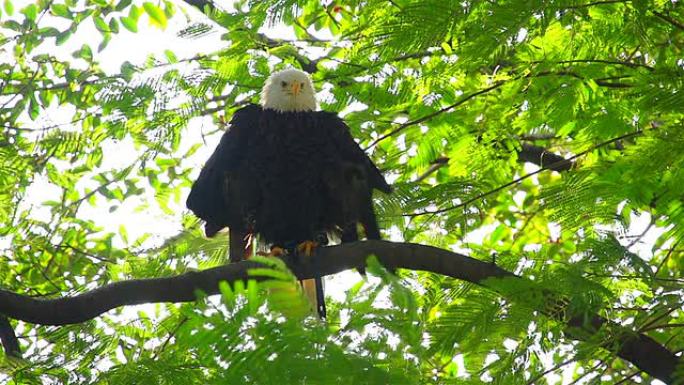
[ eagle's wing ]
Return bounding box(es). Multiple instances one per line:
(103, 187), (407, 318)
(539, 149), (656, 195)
(186, 104), (262, 261)
(318, 111), (390, 246)
(320, 112), (392, 194)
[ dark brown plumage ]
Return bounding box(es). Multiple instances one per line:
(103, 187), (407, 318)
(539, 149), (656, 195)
(187, 88), (391, 320)
(186, 104), (391, 263)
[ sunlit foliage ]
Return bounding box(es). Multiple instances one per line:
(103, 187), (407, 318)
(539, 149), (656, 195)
(1, 0), (683, 384)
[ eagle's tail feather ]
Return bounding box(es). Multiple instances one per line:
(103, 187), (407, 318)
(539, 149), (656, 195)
(315, 276), (326, 319)
(301, 279), (325, 318)
(296, 241), (326, 319)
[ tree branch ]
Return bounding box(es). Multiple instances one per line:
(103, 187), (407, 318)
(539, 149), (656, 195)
(365, 81), (506, 150)
(0, 240), (679, 382)
(0, 315), (20, 357)
(561, 0), (631, 10)
(416, 144), (573, 182)
(652, 10), (684, 31)
(517, 143), (574, 172)
(528, 58), (654, 71)
(414, 156), (449, 182)
(179, 0), (322, 73)
(406, 130), (640, 217)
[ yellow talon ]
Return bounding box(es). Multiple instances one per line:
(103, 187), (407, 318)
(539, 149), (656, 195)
(296, 240), (318, 257)
(257, 246), (286, 257)
(270, 246), (286, 257)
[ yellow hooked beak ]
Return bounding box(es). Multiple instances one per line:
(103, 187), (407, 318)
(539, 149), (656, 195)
(291, 82), (301, 96)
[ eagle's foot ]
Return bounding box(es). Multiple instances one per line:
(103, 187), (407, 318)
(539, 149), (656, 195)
(257, 246), (287, 257)
(296, 240), (318, 257)
(270, 246), (286, 257)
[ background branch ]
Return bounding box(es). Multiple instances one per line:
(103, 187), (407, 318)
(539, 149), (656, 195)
(517, 143), (574, 172)
(415, 143), (573, 182)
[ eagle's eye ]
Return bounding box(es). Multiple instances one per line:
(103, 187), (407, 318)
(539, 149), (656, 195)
(300, 82), (305, 88)
(281, 81), (287, 87)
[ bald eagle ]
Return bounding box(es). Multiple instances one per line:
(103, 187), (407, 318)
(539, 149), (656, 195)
(186, 68), (391, 317)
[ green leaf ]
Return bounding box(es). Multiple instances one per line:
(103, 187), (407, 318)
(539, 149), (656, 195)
(163, 0), (174, 18)
(143, 2), (166, 29)
(268, 44), (299, 59)
(55, 29), (72, 45)
(39, 26), (60, 36)
(118, 224), (128, 244)
(120, 61), (136, 81)
(183, 143), (202, 157)
(93, 15), (108, 32)
(440, 41), (453, 54)
(38, 90), (53, 107)
(120, 16), (137, 32)
(51, 3), (69, 18)
(164, 49), (177, 63)
(21, 3), (37, 21)
(28, 97), (39, 120)
(2, 20), (21, 31)
(3, 0), (12, 15)
(114, 0), (132, 12)
(74, 44), (93, 60)
(108, 17), (119, 33)
(98, 33), (111, 52)
(129, 4), (141, 19)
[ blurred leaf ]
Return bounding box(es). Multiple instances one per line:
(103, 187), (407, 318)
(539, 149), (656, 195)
(3, 0), (13, 15)
(51, 3), (70, 18)
(143, 2), (166, 29)
(120, 15), (137, 32)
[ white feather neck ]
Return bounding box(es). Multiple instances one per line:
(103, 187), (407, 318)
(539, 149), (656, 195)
(261, 68), (317, 112)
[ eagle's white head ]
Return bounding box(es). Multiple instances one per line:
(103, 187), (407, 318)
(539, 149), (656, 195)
(261, 68), (317, 112)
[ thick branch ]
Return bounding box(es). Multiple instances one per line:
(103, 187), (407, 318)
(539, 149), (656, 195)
(0, 240), (679, 382)
(518, 143), (574, 172)
(0, 315), (20, 357)
(415, 144), (573, 182)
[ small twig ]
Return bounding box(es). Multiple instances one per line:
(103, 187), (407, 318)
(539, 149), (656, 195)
(414, 157), (449, 182)
(52, 244), (115, 264)
(542, 58), (653, 70)
(640, 323), (684, 332)
(153, 316), (189, 359)
(567, 359), (606, 385)
(365, 81), (506, 150)
(639, 305), (681, 333)
(655, 240), (680, 276)
(626, 217), (655, 249)
(513, 210), (540, 242)
(533, 70), (633, 88)
(652, 10), (684, 31)
(613, 370), (642, 385)
(526, 356), (577, 385)
(562, 0), (631, 10)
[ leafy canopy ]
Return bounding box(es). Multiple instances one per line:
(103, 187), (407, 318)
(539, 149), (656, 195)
(0, 0), (683, 384)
